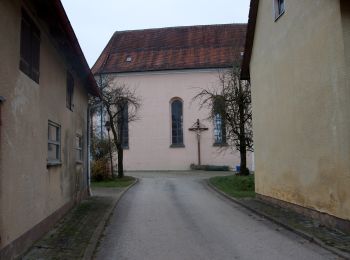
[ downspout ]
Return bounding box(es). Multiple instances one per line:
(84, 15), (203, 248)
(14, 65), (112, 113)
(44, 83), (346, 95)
(87, 104), (92, 196)
(0, 96), (5, 132)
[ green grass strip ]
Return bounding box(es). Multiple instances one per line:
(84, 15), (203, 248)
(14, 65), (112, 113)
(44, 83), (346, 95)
(91, 176), (135, 188)
(209, 175), (255, 198)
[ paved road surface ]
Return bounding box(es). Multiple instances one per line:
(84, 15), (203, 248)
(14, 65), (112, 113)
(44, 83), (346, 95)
(94, 172), (338, 260)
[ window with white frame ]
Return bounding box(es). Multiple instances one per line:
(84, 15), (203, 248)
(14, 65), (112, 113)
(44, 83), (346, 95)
(76, 135), (83, 162)
(48, 121), (61, 164)
(274, 0), (285, 20)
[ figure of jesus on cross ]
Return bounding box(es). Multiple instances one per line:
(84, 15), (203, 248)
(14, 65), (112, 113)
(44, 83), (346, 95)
(189, 119), (208, 166)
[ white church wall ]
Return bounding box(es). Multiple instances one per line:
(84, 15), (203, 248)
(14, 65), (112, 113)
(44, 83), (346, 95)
(108, 69), (253, 171)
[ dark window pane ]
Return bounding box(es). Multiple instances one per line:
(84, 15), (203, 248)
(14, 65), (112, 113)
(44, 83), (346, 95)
(171, 99), (183, 145)
(279, 0), (285, 14)
(213, 97), (226, 144)
(20, 9), (40, 83)
(48, 143), (59, 161)
(20, 16), (31, 75)
(48, 124), (58, 141)
(31, 32), (40, 83)
(119, 103), (129, 148)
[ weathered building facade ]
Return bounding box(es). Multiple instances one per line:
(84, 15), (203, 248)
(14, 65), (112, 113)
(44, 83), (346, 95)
(0, 0), (99, 258)
(242, 0), (350, 230)
(93, 24), (254, 171)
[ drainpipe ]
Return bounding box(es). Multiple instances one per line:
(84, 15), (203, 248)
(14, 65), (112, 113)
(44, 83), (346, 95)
(87, 105), (92, 196)
(0, 96), (5, 129)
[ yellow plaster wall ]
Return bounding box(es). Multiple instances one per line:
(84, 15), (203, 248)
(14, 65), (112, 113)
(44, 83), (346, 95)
(250, 0), (350, 220)
(0, 0), (89, 248)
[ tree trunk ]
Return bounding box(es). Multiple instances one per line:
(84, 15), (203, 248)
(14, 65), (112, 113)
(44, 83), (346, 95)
(240, 143), (249, 175)
(106, 110), (124, 179)
(238, 82), (249, 176)
(117, 145), (124, 178)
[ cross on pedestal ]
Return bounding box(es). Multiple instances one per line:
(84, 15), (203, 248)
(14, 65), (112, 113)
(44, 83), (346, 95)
(189, 119), (208, 166)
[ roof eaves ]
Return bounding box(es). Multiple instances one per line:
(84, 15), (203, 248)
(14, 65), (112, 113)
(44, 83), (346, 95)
(241, 0), (259, 80)
(97, 65), (234, 75)
(53, 1), (100, 96)
(91, 31), (119, 75)
(31, 0), (100, 96)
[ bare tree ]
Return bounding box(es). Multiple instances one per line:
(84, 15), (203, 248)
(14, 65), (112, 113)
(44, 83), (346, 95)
(193, 65), (253, 175)
(94, 75), (141, 178)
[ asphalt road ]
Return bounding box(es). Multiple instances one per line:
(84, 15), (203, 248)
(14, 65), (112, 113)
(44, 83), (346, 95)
(94, 172), (338, 260)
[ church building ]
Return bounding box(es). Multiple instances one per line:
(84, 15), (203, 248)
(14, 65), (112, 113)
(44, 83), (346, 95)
(92, 24), (253, 171)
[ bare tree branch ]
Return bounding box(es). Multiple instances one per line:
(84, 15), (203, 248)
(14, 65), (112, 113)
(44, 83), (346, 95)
(93, 74), (141, 178)
(193, 64), (253, 175)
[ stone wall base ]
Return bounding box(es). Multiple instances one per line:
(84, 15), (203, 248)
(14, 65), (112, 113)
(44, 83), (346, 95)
(0, 189), (88, 259)
(257, 193), (350, 233)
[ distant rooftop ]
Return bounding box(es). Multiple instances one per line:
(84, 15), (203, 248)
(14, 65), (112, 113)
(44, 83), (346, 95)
(92, 24), (247, 74)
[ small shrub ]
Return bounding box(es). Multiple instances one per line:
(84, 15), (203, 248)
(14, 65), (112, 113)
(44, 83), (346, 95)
(91, 159), (109, 181)
(190, 164), (229, 171)
(91, 137), (115, 161)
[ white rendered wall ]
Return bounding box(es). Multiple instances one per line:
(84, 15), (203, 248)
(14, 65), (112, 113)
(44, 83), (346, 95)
(107, 69), (253, 171)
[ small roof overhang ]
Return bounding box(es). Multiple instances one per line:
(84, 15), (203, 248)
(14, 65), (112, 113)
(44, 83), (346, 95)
(241, 0), (259, 80)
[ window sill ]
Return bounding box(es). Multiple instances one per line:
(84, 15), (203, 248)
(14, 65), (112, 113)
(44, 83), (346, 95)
(274, 10), (285, 22)
(122, 146), (129, 150)
(213, 142), (228, 147)
(170, 144), (185, 148)
(76, 160), (83, 165)
(47, 161), (62, 167)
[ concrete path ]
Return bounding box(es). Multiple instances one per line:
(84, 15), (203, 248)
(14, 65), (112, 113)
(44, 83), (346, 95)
(94, 172), (339, 260)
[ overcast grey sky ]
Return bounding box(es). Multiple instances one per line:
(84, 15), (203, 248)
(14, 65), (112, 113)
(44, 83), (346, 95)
(61, 0), (250, 67)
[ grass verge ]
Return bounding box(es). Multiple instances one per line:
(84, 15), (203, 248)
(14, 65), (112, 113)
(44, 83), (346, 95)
(91, 176), (135, 188)
(209, 175), (255, 198)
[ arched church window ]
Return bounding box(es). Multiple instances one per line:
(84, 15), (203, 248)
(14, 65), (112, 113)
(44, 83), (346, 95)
(171, 99), (184, 146)
(213, 96), (226, 145)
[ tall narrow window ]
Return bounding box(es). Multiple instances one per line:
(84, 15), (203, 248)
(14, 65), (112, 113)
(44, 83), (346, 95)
(274, 0), (285, 20)
(48, 121), (61, 164)
(213, 96), (226, 145)
(20, 9), (40, 83)
(66, 72), (74, 110)
(171, 99), (184, 146)
(213, 114), (226, 145)
(119, 103), (129, 149)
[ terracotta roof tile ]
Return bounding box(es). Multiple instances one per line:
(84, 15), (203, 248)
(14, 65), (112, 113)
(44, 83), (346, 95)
(92, 24), (247, 74)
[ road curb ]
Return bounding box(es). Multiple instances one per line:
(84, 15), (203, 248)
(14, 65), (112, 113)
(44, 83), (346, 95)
(83, 178), (139, 260)
(206, 179), (349, 260)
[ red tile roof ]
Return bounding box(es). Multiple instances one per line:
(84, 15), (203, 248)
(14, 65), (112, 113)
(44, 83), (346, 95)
(92, 24), (247, 74)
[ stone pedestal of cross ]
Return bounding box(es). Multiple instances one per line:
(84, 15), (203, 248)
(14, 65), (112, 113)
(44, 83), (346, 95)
(189, 119), (208, 166)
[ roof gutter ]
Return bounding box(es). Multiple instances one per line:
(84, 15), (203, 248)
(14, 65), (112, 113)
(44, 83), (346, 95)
(241, 0), (259, 80)
(53, 0), (100, 96)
